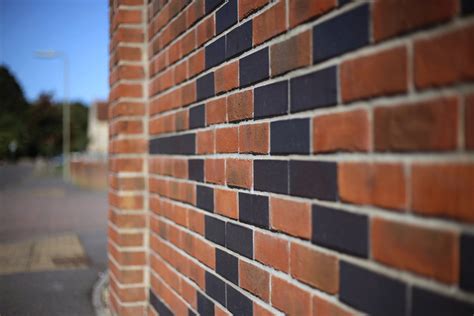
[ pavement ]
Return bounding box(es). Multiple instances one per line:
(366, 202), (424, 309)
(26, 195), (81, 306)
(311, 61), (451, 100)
(0, 162), (108, 316)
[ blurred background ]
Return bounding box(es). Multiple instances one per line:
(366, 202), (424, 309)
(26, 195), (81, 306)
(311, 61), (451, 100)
(0, 0), (110, 314)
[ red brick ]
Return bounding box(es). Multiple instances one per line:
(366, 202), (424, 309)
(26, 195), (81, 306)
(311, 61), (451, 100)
(271, 276), (311, 316)
(373, 0), (458, 41)
(338, 162), (407, 211)
(313, 109), (370, 153)
(372, 218), (459, 283)
(197, 15), (214, 47)
(188, 49), (205, 77)
(341, 45), (408, 102)
(239, 123), (269, 154)
(181, 29), (196, 56)
(206, 97), (227, 125)
(415, 24), (474, 89)
(239, 260), (270, 301)
(174, 61), (188, 84)
(186, 0), (205, 27)
(174, 110), (189, 131)
(313, 296), (352, 316)
(254, 231), (289, 272)
(253, 1), (286, 45)
(290, 243), (339, 294)
(110, 139), (147, 154)
(270, 30), (311, 76)
(270, 197), (311, 239)
(239, 0), (269, 20)
(188, 209), (205, 235)
(116, 46), (142, 62)
(215, 188), (238, 219)
(216, 127), (239, 153)
(197, 130), (215, 154)
(227, 90), (253, 122)
(205, 159), (226, 185)
(111, 120), (143, 136)
(411, 163), (474, 222)
(110, 158), (143, 172)
(226, 159), (252, 189)
(374, 97), (459, 151)
(215, 61), (239, 93)
(289, 0), (335, 28)
(466, 94), (474, 150)
(110, 102), (145, 118)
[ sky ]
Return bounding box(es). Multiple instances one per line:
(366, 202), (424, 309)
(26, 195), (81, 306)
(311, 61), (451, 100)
(0, 0), (109, 105)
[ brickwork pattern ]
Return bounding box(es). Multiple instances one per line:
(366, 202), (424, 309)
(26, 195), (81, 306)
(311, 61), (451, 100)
(109, 0), (474, 315)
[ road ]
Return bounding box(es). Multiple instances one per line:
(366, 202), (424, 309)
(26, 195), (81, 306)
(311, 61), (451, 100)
(0, 162), (108, 316)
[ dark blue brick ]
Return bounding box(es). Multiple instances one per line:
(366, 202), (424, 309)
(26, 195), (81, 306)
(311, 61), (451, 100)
(197, 292), (215, 316)
(150, 290), (173, 316)
(197, 185), (214, 212)
(290, 66), (337, 113)
(216, 0), (237, 34)
(254, 81), (288, 119)
(188, 308), (197, 316)
(205, 215), (225, 246)
(462, 0), (474, 15)
(240, 47), (269, 87)
(205, 271), (226, 306)
(226, 20), (252, 59)
(149, 133), (195, 155)
(205, 0), (224, 14)
(206, 36), (226, 69)
(189, 159), (204, 182)
(461, 233), (474, 291)
(313, 4), (369, 62)
(411, 287), (474, 316)
(289, 160), (338, 200)
(216, 248), (238, 284)
(197, 72), (215, 101)
(226, 284), (253, 316)
(254, 160), (288, 194)
(226, 222), (253, 259)
(340, 262), (407, 316)
(339, 0), (351, 6)
(270, 119), (310, 154)
(312, 204), (368, 257)
(239, 192), (269, 228)
(190, 104), (205, 129)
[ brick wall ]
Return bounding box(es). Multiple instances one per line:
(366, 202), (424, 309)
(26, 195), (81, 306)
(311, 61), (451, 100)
(108, 0), (474, 315)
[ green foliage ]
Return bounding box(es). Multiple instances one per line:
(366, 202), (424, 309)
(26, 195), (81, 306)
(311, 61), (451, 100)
(0, 65), (90, 160)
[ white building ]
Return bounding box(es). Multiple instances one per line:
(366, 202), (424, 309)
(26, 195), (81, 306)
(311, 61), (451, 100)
(87, 101), (108, 155)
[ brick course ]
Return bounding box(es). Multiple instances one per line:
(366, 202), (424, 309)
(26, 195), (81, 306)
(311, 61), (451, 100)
(109, 0), (474, 314)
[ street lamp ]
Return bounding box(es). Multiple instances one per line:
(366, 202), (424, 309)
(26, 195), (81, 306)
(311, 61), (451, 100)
(34, 50), (70, 181)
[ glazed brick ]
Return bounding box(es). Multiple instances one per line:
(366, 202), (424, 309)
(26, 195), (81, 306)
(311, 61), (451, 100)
(189, 104), (206, 129)
(206, 36), (226, 69)
(270, 119), (310, 154)
(463, 0), (474, 14)
(197, 185), (214, 212)
(254, 81), (288, 119)
(313, 4), (369, 62)
(239, 47), (269, 87)
(411, 287), (474, 316)
(205, 271), (226, 306)
(253, 160), (288, 194)
(461, 234), (474, 291)
(205, 0), (224, 14)
(226, 222), (253, 259)
(189, 159), (204, 182)
(197, 292), (215, 316)
(226, 284), (253, 316)
(290, 66), (337, 112)
(149, 134), (195, 155)
(150, 290), (173, 316)
(197, 72), (215, 101)
(340, 262), (407, 316)
(216, 0), (237, 34)
(290, 161), (338, 201)
(373, 0), (457, 41)
(226, 21), (252, 59)
(312, 204), (368, 257)
(216, 248), (239, 284)
(238, 192), (269, 228)
(205, 215), (226, 246)
(372, 218), (459, 283)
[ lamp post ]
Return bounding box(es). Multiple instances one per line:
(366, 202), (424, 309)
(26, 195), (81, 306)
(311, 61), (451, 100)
(34, 50), (70, 181)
